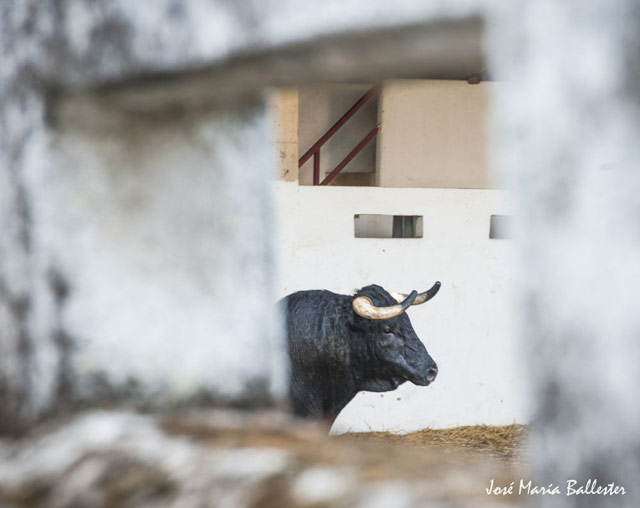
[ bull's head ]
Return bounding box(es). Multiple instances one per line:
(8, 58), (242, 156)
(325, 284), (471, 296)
(351, 282), (440, 388)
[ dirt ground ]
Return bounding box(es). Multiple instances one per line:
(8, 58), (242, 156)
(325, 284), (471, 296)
(163, 412), (529, 506)
(344, 423), (528, 466)
(1, 411), (530, 507)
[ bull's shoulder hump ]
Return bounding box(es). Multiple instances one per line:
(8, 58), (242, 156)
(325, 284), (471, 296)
(282, 290), (351, 311)
(284, 289), (346, 301)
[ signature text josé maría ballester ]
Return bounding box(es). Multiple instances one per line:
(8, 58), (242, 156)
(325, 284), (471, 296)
(486, 478), (626, 497)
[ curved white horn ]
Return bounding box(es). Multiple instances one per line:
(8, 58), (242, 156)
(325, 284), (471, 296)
(389, 281), (441, 306)
(352, 291), (418, 320)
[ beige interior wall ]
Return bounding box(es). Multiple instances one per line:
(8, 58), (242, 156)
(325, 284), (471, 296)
(269, 89), (299, 182)
(377, 79), (496, 189)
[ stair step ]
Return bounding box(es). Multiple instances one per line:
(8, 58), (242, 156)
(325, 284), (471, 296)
(327, 172), (376, 187)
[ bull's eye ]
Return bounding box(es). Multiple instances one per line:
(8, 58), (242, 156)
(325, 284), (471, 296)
(382, 326), (393, 335)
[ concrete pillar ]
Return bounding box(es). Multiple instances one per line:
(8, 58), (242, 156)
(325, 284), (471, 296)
(269, 89), (300, 183)
(489, 2), (640, 505)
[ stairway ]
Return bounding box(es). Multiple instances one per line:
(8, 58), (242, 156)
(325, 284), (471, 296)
(327, 171), (376, 186)
(299, 86), (379, 186)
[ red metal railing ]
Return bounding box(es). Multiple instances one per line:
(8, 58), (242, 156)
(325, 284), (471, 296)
(298, 86), (379, 185)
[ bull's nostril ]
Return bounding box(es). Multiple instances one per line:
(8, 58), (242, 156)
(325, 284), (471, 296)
(426, 367), (438, 383)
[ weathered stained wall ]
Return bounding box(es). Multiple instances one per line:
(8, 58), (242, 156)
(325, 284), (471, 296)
(0, 90), (288, 432)
(0, 1), (289, 432)
(489, 1), (640, 506)
(53, 97), (285, 405)
(377, 79), (494, 189)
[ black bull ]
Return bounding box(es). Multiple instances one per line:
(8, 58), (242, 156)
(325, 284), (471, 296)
(282, 282), (441, 421)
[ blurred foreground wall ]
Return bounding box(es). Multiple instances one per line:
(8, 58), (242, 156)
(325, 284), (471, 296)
(490, 2), (640, 506)
(0, 1), (290, 433)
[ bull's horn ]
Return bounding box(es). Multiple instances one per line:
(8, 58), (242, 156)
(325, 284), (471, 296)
(389, 281), (441, 306)
(352, 290), (418, 320)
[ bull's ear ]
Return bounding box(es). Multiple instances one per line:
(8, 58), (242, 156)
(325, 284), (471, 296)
(389, 282), (441, 306)
(352, 291), (417, 320)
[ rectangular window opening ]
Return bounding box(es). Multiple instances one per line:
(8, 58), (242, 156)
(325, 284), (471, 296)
(354, 214), (423, 238)
(489, 215), (512, 240)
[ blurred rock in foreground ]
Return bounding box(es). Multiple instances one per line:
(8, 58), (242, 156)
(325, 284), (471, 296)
(0, 410), (524, 508)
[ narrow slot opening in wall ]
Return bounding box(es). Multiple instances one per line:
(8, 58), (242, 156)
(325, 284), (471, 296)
(489, 215), (512, 240)
(354, 214), (423, 238)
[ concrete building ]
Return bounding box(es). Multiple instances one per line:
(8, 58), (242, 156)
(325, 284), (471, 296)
(272, 79), (526, 432)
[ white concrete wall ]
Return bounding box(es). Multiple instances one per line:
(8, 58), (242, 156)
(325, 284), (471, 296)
(275, 182), (529, 432)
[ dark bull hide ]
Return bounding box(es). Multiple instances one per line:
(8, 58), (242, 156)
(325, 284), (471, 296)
(282, 282), (441, 422)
